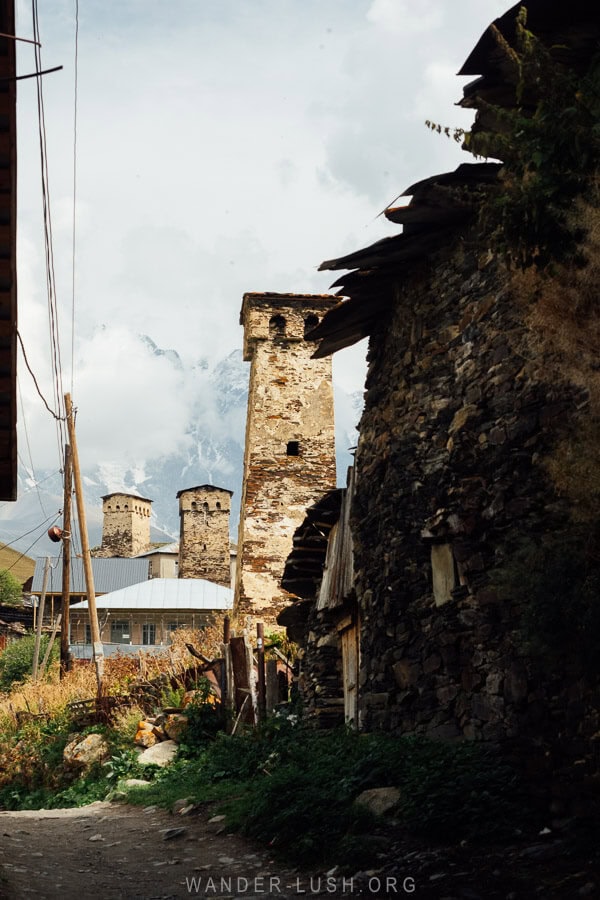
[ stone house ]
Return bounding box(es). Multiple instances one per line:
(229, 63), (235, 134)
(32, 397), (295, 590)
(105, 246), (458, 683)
(280, 0), (600, 780)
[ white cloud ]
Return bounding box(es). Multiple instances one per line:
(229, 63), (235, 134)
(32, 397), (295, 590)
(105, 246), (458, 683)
(367, 0), (443, 35)
(14, 0), (511, 487)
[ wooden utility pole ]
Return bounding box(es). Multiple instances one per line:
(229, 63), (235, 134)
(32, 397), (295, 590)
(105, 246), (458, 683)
(60, 443), (72, 677)
(256, 622), (266, 721)
(32, 557), (50, 681)
(65, 393), (104, 695)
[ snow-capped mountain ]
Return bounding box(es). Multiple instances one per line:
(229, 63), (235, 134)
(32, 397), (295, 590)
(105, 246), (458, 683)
(1, 341), (361, 558)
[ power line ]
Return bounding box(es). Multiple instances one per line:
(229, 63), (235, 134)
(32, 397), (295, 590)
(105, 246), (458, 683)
(17, 382), (47, 519)
(31, 0), (67, 465)
(70, 0), (79, 398)
(17, 330), (63, 420)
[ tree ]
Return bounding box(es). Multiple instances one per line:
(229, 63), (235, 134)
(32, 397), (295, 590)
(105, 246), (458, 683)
(0, 569), (23, 606)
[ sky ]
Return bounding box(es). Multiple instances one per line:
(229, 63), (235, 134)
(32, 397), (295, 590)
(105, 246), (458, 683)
(12, 0), (510, 487)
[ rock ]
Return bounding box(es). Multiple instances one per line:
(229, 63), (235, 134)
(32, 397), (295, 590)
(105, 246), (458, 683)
(161, 827), (187, 841)
(135, 720), (163, 747)
(134, 728), (159, 748)
(88, 834), (104, 842)
(63, 733), (110, 770)
(164, 713), (189, 743)
(171, 797), (193, 815)
(138, 739), (178, 768)
(207, 814), (227, 834)
(354, 787), (401, 817)
(121, 778), (152, 789)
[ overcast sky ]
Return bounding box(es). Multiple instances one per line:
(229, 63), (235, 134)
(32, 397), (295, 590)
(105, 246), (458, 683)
(12, 0), (509, 484)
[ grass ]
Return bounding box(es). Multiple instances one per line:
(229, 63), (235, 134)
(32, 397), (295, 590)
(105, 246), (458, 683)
(123, 716), (531, 866)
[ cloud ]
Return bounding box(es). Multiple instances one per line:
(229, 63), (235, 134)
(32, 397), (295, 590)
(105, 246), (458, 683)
(15, 0), (511, 487)
(367, 0), (443, 35)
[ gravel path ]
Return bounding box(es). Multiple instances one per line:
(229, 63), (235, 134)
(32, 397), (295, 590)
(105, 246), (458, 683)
(0, 801), (321, 900)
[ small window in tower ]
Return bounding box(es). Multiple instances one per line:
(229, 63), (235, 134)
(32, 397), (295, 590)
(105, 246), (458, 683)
(124, 505), (128, 511)
(304, 314), (319, 338)
(203, 502), (209, 511)
(216, 501), (221, 509)
(116, 505), (120, 510)
(286, 440), (300, 457)
(192, 501), (197, 508)
(269, 314), (286, 338)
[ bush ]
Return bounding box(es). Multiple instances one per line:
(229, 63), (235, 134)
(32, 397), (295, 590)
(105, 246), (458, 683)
(0, 569), (23, 606)
(0, 634), (58, 691)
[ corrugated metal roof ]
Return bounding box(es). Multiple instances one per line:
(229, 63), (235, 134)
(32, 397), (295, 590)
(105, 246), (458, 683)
(136, 542), (179, 557)
(31, 557), (150, 594)
(70, 578), (233, 611)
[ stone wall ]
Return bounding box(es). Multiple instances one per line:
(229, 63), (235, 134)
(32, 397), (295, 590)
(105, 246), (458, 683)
(177, 485), (232, 585)
(352, 227), (600, 773)
(97, 493), (152, 558)
(235, 293), (338, 630)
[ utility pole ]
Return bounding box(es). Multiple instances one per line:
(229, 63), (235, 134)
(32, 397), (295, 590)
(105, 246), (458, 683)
(32, 557), (50, 681)
(65, 393), (104, 696)
(60, 443), (72, 677)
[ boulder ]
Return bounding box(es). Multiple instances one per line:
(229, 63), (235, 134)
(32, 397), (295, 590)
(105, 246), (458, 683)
(63, 733), (110, 770)
(134, 720), (163, 747)
(354, 787), (401, 817)
(138, 739), (178, 768)
(164, 713), (189, 743)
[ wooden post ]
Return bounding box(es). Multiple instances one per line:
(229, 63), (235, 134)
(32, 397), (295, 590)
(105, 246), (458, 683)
(32, 557), (50, 680)
(65, 393), (104, 696)
(60, 443), (72, 677)
(39, 613), (61, 678)
(256, 622), (266, 721)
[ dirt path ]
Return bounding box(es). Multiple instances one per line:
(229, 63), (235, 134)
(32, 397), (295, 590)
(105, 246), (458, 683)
(0, 801), (324, 900)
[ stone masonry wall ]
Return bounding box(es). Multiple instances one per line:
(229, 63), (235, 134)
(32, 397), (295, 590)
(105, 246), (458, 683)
(235, 293), (338, 631)
(352, 231), (600, 774)
(177, 485), (232, 586)
(97, 493), (152, 558)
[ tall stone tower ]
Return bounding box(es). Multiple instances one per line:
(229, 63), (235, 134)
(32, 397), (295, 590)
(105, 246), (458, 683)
(177, 485), (232, 585)
(98, 492), (152, 558)
(235, 292), (338, 630)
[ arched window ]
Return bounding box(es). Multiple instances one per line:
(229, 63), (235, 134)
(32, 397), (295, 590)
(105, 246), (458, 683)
(216, 501), (221, 510)
(304, 314), (319, 338)
(269, 314), (286, 339)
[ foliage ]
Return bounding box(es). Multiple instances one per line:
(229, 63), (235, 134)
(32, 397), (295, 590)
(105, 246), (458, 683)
(428, 8), (600, 269)
(0, 569), (23, 606)
(178, 677), (227, 756)
(0, 634), (58, 691)
(126, 716), (528, 865)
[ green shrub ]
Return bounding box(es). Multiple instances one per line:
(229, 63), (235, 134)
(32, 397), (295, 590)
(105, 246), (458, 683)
(0, 569), (23, 606)
(0, 634), (58, 691)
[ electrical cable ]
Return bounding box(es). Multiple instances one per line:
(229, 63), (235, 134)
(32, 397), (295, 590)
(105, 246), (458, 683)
(70, 0), (79, 398)
(31, 0), (67, 465)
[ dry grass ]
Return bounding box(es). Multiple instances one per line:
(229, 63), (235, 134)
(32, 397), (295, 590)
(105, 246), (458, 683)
(0, 663), (97, 720)
(0, 625), (224, 725)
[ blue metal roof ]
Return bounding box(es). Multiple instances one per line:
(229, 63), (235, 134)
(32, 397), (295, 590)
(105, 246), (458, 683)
(31, 557), (150, 594)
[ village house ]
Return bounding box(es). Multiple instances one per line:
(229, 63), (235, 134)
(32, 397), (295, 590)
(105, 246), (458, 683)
(279, 0), (600, 787)
(68, 577), (232, 657)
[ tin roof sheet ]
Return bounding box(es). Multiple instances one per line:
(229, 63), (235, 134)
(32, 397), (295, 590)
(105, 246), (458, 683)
(31, 557), (150, 594)
(70, 578), (233, 611)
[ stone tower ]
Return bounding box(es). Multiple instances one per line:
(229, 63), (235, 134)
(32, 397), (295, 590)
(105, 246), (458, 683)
(177, 485), (232, 585)
(98, 492), (152, 558)
(235, 291), (338, 629)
